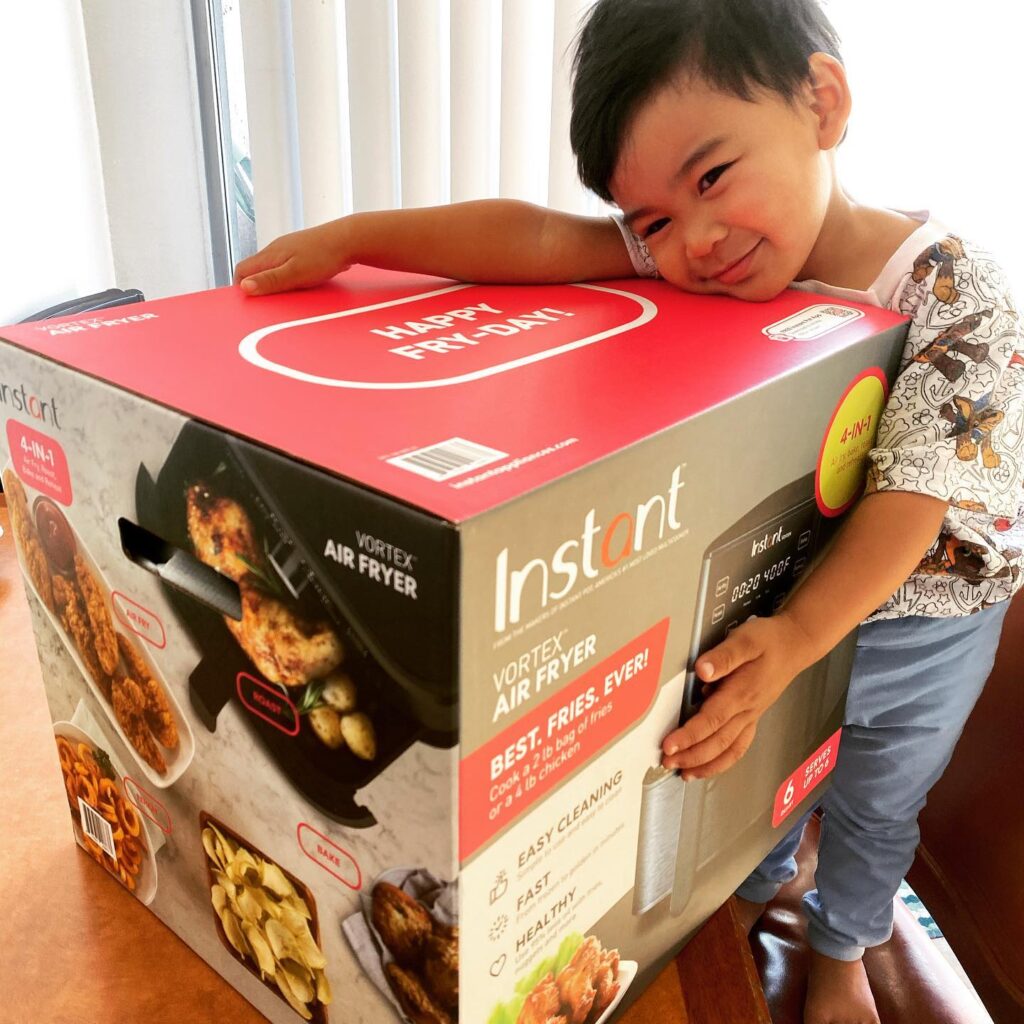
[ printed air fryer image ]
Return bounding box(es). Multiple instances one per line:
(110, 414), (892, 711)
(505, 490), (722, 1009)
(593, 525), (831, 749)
(185, 479), (377, 760)
(342, 868), (459, 1023)
(135, 420), (458, 827)
(200, 813), (332, 1022)
(5, 466), (194, 786)
(488, 933), (634, 1024)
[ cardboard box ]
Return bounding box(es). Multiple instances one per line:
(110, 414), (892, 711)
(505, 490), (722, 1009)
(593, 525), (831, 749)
(0, 271), (906, 1023)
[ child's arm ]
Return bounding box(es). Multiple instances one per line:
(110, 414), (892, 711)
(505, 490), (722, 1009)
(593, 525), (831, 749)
(661, 489), (948, 779)
(233, 200), (635, 295)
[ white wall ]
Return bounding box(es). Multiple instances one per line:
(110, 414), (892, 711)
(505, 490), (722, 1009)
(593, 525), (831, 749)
(0, 4), (114, 324)
(830, 0), (1024, 293)
(81, 1), (214, 301)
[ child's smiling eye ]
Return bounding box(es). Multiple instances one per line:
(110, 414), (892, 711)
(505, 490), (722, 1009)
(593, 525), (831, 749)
(643, 217), (670, 239)
(698, 162), (733, 195)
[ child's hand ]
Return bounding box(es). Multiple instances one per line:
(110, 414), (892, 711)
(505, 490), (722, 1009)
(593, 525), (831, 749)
(233, 222), (353, 295)
(661, 613), (816, 780)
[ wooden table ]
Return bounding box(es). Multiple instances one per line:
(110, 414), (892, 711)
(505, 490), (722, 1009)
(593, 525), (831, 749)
(0, 494), (770, 1023)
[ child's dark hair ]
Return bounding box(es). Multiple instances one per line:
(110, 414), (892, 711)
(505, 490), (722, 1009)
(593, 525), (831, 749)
(570, 0), (843, 202)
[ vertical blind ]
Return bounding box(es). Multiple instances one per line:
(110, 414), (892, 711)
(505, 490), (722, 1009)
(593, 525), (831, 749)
(238, 0), (602, 249)
(235, 0), (1023, 294)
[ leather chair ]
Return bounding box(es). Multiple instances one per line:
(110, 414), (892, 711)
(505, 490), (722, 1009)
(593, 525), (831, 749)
(750, 591), (1024, 1023)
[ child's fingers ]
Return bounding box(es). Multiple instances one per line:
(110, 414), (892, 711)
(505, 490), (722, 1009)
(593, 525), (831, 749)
(233, 249), (280, 286)
(238, 260), (296, 296)
(675, 722), (758, 781)
(662, 710), (754, 773)
(693, 620), (759, 682)
(662, 685), (751, 756)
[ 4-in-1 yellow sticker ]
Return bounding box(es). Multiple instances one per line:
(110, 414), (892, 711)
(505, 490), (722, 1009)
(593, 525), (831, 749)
(816, 369), (889, 517)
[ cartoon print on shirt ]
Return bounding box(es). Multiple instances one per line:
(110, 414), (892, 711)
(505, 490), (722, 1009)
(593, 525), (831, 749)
(868, 233), (1024, 620)
(939, 393), (1005, 468)
(953, 498), (988, 513)
(912, 310), (992, 383)
(918, 534), (1009, 584)
(911, 237), (966, 304)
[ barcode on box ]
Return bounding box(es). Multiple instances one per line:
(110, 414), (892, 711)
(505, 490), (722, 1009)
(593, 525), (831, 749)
(387, 438), (507, 481)
(79, 797), (117, 861)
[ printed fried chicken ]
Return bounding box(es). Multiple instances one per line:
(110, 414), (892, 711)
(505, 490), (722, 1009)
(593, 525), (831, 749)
(226, 582), (343, 688)
(4, 471), (55, 611)
(186, 482), (261, 582)
(52, 575), (111, 699)
(517, 974), (567, 1024)
(112, 674), (167, 774)
(2, 469), (29, 533)
(75, 554), (119, 675)
(589, 945), (621, 1020)
(384, 963), (453, 1024)
(422, 930), (459, 1011)
(116, 632), (178, 748)
(555, 937), (604, 1024)
(23, 533), (55, 612)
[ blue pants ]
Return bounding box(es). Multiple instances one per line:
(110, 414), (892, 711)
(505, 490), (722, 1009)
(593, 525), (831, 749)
(736, 602), (1010, 961)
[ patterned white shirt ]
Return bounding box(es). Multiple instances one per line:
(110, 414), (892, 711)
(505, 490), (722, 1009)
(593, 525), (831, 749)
(615, 212), (1024, 618)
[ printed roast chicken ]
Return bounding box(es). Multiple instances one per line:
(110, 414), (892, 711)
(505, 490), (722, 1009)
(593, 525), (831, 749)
(185, 483), (344, 687)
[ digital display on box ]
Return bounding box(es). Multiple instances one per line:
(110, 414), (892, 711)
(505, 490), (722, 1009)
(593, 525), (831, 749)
(698, 497), (821, 653)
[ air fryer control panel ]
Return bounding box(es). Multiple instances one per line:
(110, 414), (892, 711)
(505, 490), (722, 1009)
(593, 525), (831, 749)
(684, 492), (825, 716)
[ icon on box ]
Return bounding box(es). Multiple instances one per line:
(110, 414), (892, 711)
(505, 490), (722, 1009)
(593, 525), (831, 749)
(798, 530), (812, 550)
(711, 604), (726, 625)
(490, 871), (508, 905)
(714, 576), (730, 598)
(794, 557), (807, 575)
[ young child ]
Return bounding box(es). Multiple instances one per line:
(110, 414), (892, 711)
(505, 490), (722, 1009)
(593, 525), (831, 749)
(235, 2), (1023, 1021)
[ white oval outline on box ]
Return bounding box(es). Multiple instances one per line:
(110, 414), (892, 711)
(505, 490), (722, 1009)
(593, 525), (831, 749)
(237, 282), (658, 390)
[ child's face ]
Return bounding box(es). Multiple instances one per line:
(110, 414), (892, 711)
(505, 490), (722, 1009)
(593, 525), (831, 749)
(610, 72), (838, 301)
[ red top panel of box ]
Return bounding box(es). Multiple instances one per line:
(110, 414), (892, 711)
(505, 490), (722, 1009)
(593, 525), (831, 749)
(0, 269), (905, 521)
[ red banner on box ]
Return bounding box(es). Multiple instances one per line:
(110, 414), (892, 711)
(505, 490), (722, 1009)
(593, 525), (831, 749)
(5, 420), (72, 505)
(772, 728), (842, 827)
(459, 619), (669, 860)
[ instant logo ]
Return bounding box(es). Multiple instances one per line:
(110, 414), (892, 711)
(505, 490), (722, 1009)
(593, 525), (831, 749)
(751, 524), (786, 557)
(0, 380), (61, 429)
(35, 312), (158, 337)
(494, 465), (686, 632)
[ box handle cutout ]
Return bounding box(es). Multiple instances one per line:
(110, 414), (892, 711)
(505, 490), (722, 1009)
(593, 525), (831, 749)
(118, 517), (242, 621)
